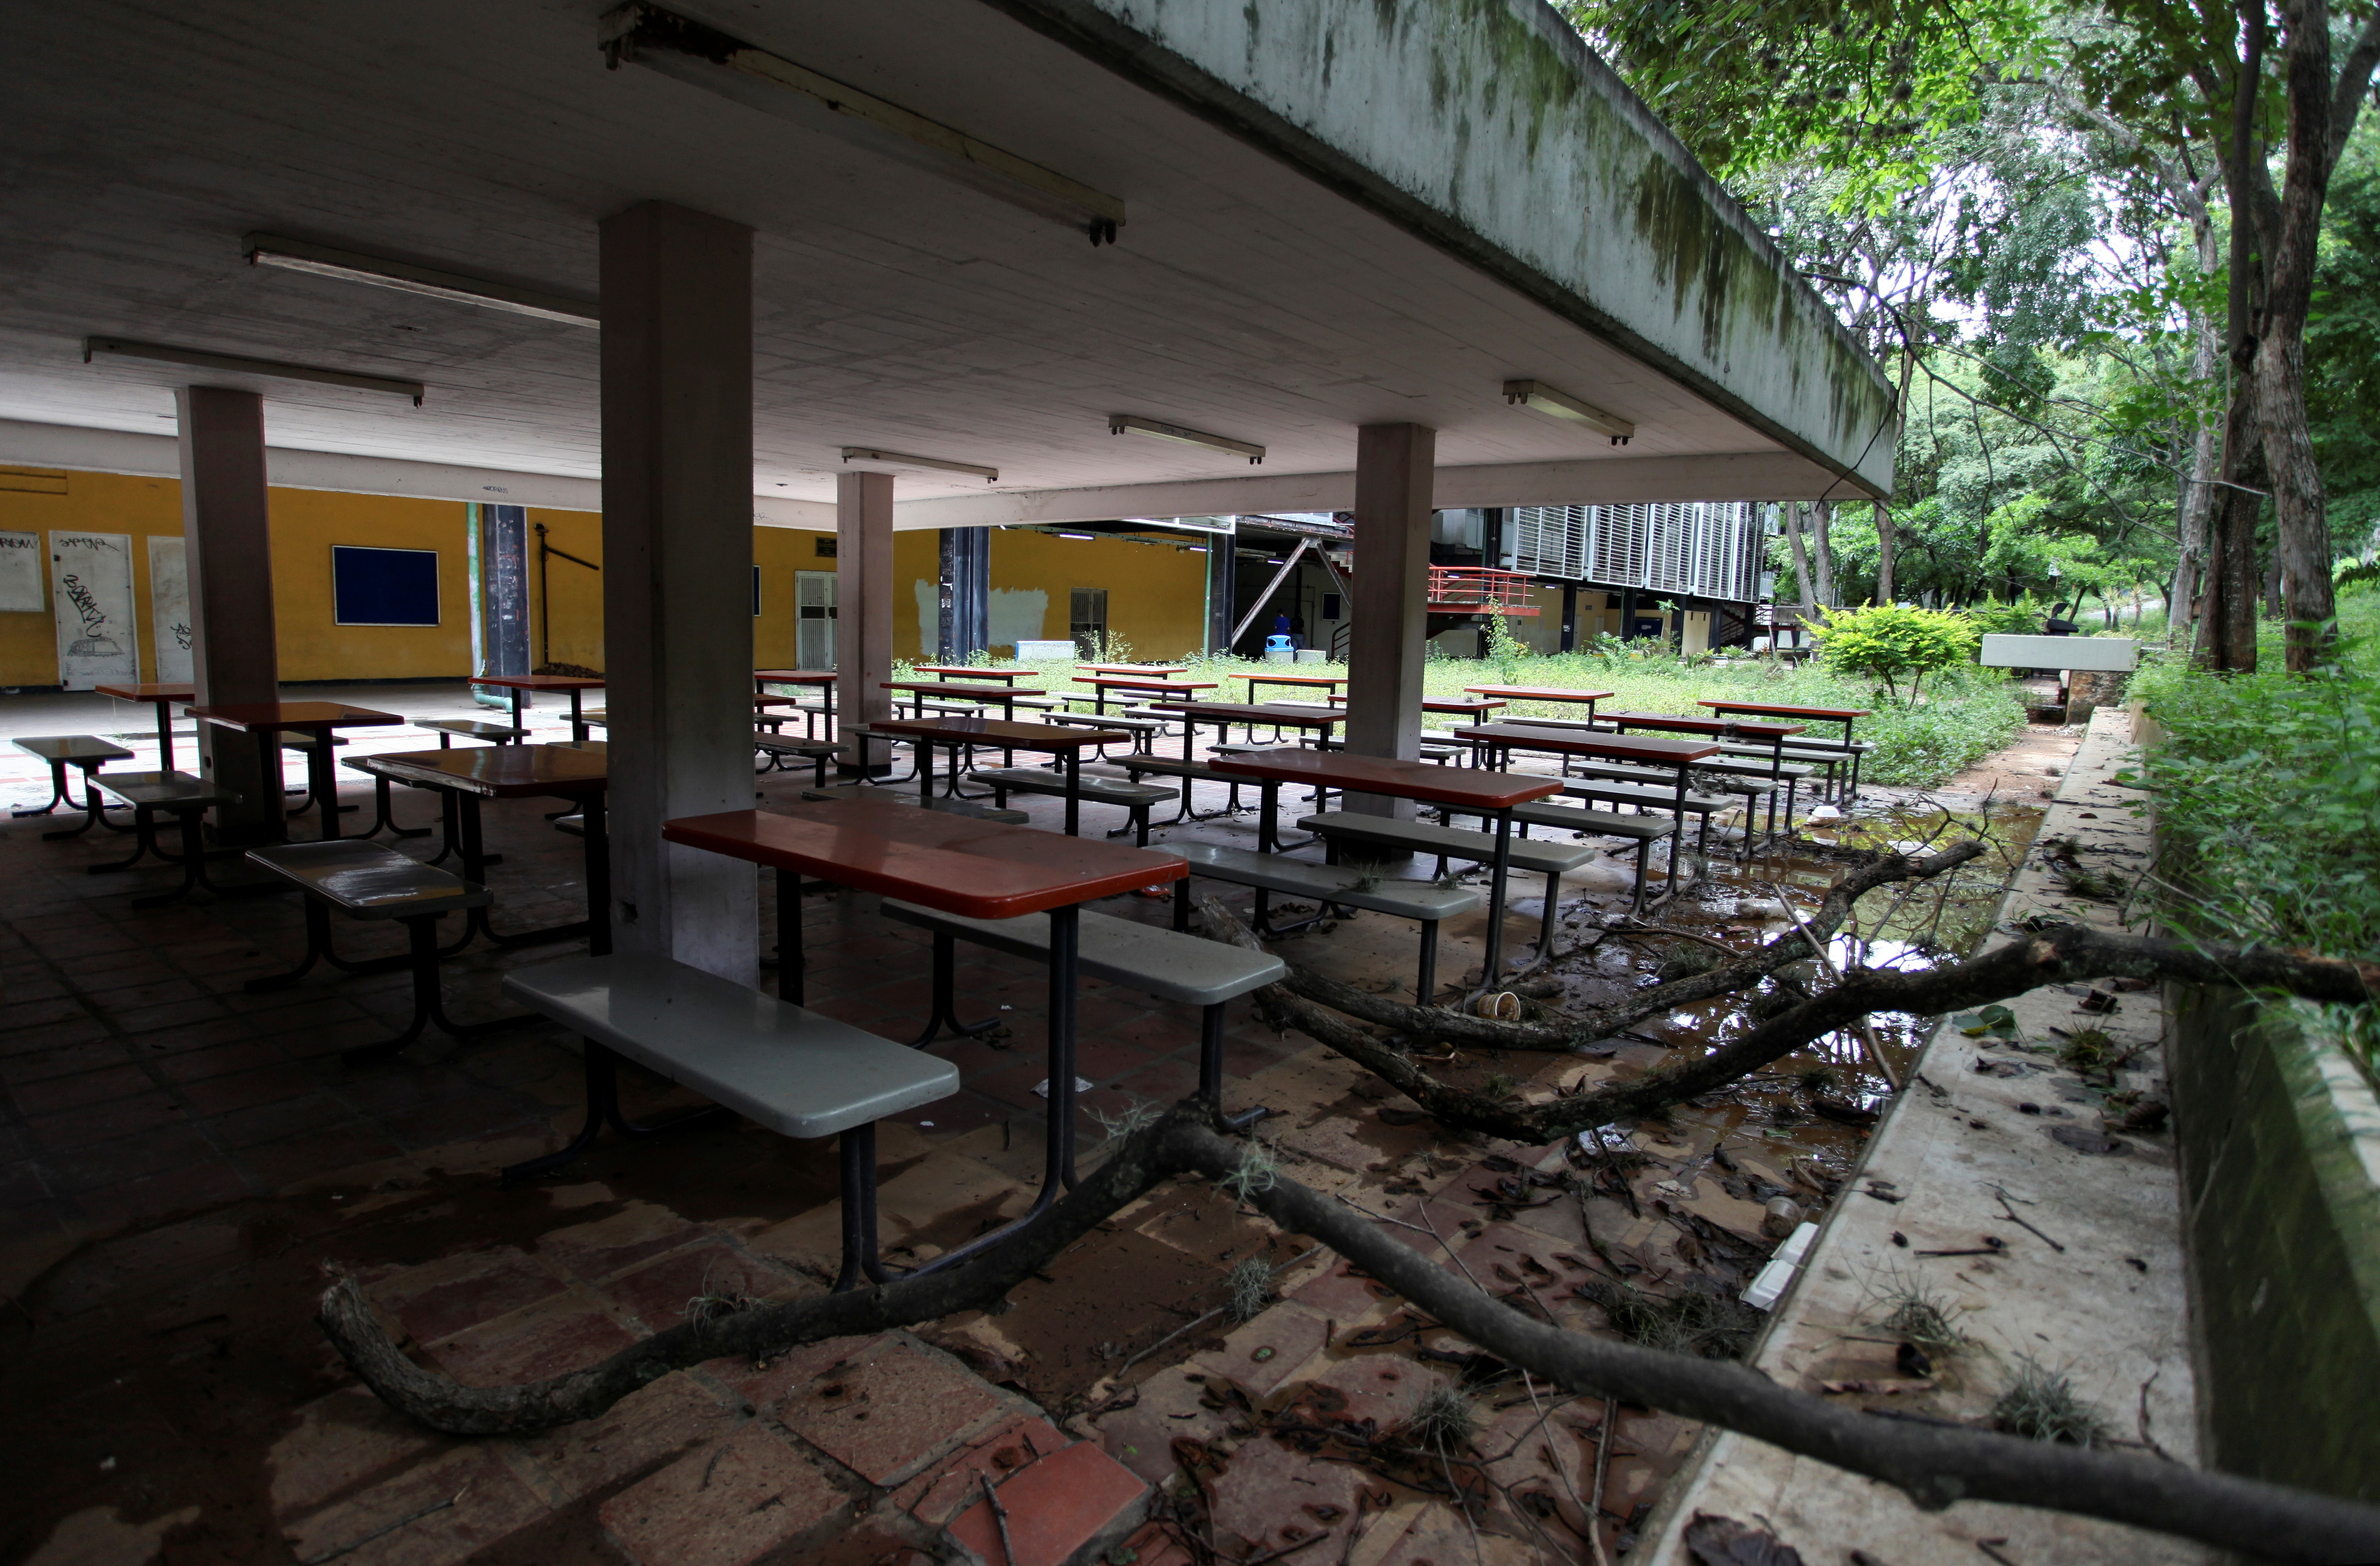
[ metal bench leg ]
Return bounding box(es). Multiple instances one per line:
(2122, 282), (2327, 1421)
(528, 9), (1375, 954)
(1197, 1002), (1270, 1131)
(343, 914), (536, 1065)
(1631, 839), (1653, 916)
(359, 775), (431, 841)
(13, 760), (72, 817)
(503, 1040), (621, 1185)
(1416, 920), (1439, 1002)
(246, 900), (339, 991)
(41, 766), (121, 840)
(833, 1123), (888, 1292)
(1537, 872), (1563, 960)
(1173, 877), (1192, 933)
(908, 930), (1002, 1047)
(427, 792), (462, 867)
(86, 804), (168, 872)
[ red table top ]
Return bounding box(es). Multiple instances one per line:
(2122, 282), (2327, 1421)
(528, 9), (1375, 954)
(913, 666), (1032, 682)
(754, 670), (836, 685)
(1698, 699), (1870, 721)
(882, 681), (1037, 700)
(365, 742), (609, 798)
(1327, 694), (1505, 714)
(873, 716), (1129, 750)
(471, 674), (606, 691)
(664, 799), (1184, 918)
(1078, 664), (1188, 675)
(95, 683), (194, 701)
(1604, 710), (1805, 740)
(1149, 701), (1343, 727)
(1231, 672), (1344, 687)
(1208, 747), (1561, 809)
(187, 701), (403, 732)
(1073, 676), (1216, 692)
(1469, 723), (1719, 763)
(1462, 685), (1615, 703)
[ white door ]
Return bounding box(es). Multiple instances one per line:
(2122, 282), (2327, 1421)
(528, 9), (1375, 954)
(49, 531), (138, 689)
(796, 570), (837, 669)
(147, 535), (193, 683)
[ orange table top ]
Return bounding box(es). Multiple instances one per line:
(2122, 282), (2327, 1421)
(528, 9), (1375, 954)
(912, 665), (1034, 682)
(470, 674), (606, 691)
(882, 681), (1039, 700)
(873, 716), (1129, 750)
(187, 701), (403, 732)
(363, 742), (609, 798)
(95, 682), (194, 702)
(1462, 685), (1614, 704)
(1148, 701), (1343, 727)
(1072, 675), (1216, 691)
(1231, 671), (1344, 687)
(1326, 694), (1504, 714)
(754, 670), (835, 684)
(1468, 723), (1719, 764)
(664, 798), (1184, 919)
(1208, 747), (1561, 809)
(1698, 699), (1870, 721)
(1604, 710), (1805, 740)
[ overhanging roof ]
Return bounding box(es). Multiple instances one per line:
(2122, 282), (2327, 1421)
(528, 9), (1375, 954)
(0, 0), (1894, 524)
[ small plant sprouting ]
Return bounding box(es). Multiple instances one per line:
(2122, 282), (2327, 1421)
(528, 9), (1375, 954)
(1866, 1269), (1970, 1360)
(1793, 1063), (1842, 1097)
(1225, 1256), (1275, 1322)
(2056, 1028), (2126, 1077)
(1089, 1097), (1162, 1140)
(1401, 1384), (1478, 1454)
(1220, 1141), (1279, 1202)
(1483, 1071), (1519, 1099)
(1993, 1355), (2111, 1445)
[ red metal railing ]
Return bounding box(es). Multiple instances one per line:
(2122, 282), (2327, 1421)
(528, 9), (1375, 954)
(1427, 566), (1540, 614)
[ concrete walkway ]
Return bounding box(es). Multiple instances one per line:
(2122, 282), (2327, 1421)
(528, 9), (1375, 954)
(1640, 707), (2208, 1564)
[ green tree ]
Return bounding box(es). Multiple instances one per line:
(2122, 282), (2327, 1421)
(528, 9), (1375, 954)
(1805, 602), (1983, 701)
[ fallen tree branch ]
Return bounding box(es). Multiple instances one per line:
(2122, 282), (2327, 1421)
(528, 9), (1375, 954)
(1264, 842), (1988, 1052)
(316, 1102), (2380, 1560)
(1202, 899), (2378, 1147)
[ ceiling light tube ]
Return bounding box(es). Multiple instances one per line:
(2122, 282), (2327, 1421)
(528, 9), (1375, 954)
(1502, 379), (1635, 444)
(83, 337), (426, 405)
(244, 234), (599, 327)
(839, 446), (998, 483)
(1108, 414), (1265, 465)
(1058, 532), (1097, 540)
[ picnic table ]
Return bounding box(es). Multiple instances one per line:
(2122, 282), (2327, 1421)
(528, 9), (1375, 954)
(361, 742), (613, 953)
(471, 673), (607, 743)
(1462, 684), (1613, 719)
(1145, 700), (1343, 761)
(1698, 698), (1873, 799)
(912, 665), (1037, 684)
(754, 670), (837, 738)
(185, 701), (404, 841)
(869, 716), (1130, 837)
(1078, 663), (1188, 677)
(94, 681), (195, 769)
(881, 680), (1042, 720)
(1327, 693), (1507, 723)
(663, 795), (1185, 1248)
(1464, 723), (1718, 840)
(1071, 675), (1217, 714)
(1206, 748), (1559, 991)
(1230, 671), (1345, 705)
(1601, 710), (1809, 840)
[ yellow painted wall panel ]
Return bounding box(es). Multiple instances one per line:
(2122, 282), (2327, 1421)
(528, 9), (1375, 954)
(982, 530), (1207, 662)
(525, 507), (605, 671)
(0, 470), (183, 687)
(269, 489), (470, 681)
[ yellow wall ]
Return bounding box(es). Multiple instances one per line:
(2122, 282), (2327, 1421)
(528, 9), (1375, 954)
(527, 505), (605, 671)
(1, 469), (183, 688)
(269, 489), (473, 681)
(958, 529), (1206, 662)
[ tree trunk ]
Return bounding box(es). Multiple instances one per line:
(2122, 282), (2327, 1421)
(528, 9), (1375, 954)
(1811, 500), (1839, 607)
(1780, 501), (1818, 609)
(1875, 504), (1897, 603)
(2198, 381), (2266, 672)
(2169, 317), (2221, 654)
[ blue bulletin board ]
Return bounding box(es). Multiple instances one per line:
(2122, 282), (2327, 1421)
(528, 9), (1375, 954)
(332, 545), (441, 626)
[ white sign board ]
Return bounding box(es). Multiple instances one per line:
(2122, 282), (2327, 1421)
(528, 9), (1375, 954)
(147, 534), (193, 684)
(49, 531), (138, 689)
(1980, 634), (2138, 672)
(0, 529), (41, 612)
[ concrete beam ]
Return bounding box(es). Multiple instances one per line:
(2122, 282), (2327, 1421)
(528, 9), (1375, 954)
(835, 471), (895, 764)
(1342, 423), (1433, 818)
(176, 387), (280, 839)
(598, 200), (757, 981)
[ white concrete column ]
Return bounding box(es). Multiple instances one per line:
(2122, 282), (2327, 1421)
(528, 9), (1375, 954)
(1343, 422), (1434, 817)
(176, 385), (280, 839)
(835, 470), (894, 768)
(599, 200), (756, 979)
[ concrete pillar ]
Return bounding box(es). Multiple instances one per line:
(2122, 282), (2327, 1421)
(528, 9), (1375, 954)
(599, 200), (756, 979)
(176, 386), (280, 839)
(835, 471), (894, 766)
(937, 525), (989, 662)
(1206, 533), (1236, 655)
(1343, 423), (1434, 817)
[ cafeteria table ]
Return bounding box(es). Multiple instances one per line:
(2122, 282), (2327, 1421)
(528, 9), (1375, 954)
(94, 681), (194, 770)
(663, 795), (1185, 1261)
(184, 701), (404, 841)
(754, 670), (837, 737)
(869, 716), (1130, 837)
(471, 673), (608, 743)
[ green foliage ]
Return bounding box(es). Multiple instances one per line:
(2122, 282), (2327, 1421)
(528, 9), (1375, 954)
(1806, 603), (1981, 701)
(1964, 596), (2046, 635)
(2308, 146), (2380, 560)
(1481, 605), (1531, 683)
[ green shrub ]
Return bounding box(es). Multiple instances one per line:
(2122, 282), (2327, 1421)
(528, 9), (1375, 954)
(1964, 598), (2046, 637)
(1806, 604), (1982, 703)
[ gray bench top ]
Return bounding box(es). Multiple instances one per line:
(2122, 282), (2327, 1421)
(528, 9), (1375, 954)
(1560, 779), (1736, 813)
(278, 732), (350, 750)
(882, 900), (1283, 1005)
(1047, 711), (1167, 731)
(800, 785), (1028, 824)
(418, 717), (527, 740)
(14, 735), (134, 763)
(1174, 841), (1481, 919)
(1508, 801), (1675, 839)
(973, 768), (1176, 804)
(1567, 760), (1781, 796)
(503, 953), (959, 1139)
(245, 840), (490, 916)
(755, 734), (840, 754)
(1296, 811), (1598, 873)
(91, 769), (239, 809)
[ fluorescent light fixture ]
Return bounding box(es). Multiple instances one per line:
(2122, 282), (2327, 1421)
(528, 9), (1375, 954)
(1503, 379), (1635, 444)
(244, 234), (599, 327)
(602, 4), (1124, 244)
(1057, 532), (1097, 540)
(83, 337), (426, 405)
(1184, 547), (1207, 554)
(839, 446), (998, 483)
(1109, 414), (1264, 465)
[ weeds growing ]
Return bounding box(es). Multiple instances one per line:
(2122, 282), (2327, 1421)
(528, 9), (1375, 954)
(1993, 1355), (2112, 1445)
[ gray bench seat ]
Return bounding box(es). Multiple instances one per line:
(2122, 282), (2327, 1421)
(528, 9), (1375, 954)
(1044, 710), (1165, 753)
(499, 952), (959, 1291)
(881, 899), (1280, 1110)
(1170, 840), (1480, 999)
(13, 734), (137, 838)
(754, 733), (838, 783)
(1296, 809), (1606, 938)
(1428, 801), (1678, 914)
(243, 840), (519, 1063)
(971, 768), (1176, 844)
(85, 770), (250, 905)
(799, 783), (1028, 825)
(417, 717), (528, 746)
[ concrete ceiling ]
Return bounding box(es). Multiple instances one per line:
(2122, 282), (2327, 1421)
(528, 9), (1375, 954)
(0, 0), (1894, 525)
